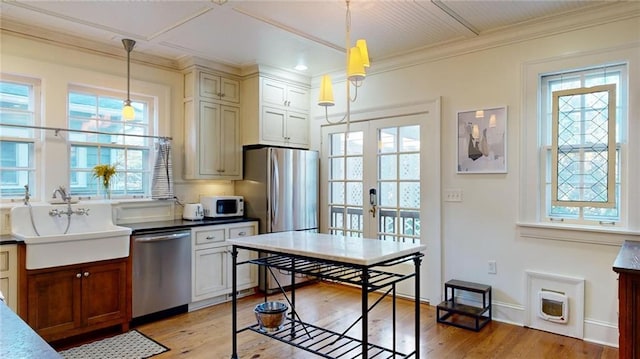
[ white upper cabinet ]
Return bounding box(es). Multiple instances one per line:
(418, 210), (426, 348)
(199, 72), (240, 104)
(184, 66), (242, 180)
(241, 72), (311, 149)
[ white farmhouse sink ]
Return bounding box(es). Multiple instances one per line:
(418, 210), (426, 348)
(11, 202), (132, 269)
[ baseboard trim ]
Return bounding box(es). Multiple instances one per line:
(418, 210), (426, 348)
(490, 301), (618, 348)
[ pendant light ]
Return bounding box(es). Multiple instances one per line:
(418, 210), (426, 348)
(122, 39), (136, 121)
(317, 0), (370, 125)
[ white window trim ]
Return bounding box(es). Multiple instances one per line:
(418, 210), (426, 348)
(520, 43), (640, 246)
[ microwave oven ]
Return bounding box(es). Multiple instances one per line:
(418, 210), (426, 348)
(201, 196), (244, 218)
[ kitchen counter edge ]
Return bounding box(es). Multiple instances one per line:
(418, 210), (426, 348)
(0, 217), (259, 243)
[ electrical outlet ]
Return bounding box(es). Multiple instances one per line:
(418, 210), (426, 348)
(443, 188), (463, 202)
(488, 260), (497, 274)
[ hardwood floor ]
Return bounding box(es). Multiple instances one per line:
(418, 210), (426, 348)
(134, 282), (618, 359)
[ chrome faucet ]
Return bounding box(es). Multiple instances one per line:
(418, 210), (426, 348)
(52, 186), (71, 203)
(49, 185), (89, 217)
(24, 184), (31, 205)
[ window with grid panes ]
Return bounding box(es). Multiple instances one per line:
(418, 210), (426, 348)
(0, 75), (40, 200)
(68, 85), (154, 198)
(541, 64), (626, 225)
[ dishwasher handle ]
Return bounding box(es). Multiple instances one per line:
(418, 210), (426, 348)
(134, 232), (190, 243)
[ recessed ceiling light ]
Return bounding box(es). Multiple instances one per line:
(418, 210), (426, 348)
(295, 64), (308, 71)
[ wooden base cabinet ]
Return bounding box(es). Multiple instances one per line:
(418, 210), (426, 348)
(20, 257), (129, 342)
(617, 272), (640, 358)
(612, 240), (640, 359)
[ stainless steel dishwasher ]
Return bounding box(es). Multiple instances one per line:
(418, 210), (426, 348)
(132, 228), (191, 321)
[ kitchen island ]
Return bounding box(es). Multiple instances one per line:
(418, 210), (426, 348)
(228, 231), (426, 359)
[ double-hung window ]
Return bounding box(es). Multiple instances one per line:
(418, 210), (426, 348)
(540, 64), (627, 226)
(68, 85), (154, 198)
(0, 75), (40, 200)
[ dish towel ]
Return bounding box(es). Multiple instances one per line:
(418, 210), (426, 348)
(151, 139), (174, 200)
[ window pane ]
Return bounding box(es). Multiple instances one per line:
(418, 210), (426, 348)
(331, 158), (344, 180)
(543, 64), (624, 224)
(379, 155), (396, 180)
(0, 77), (37, 199)
(68, 86), (152, 197)
(346, 157), (362, 180)
(380, 182), (396, 207)
(379, 127), (397, 153)
(346, 131), (363, 155)
(400, 126), (420, 151)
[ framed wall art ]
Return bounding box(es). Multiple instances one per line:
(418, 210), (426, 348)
(457, 106), (507, 174)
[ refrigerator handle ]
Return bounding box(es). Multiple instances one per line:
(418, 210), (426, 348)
(271, 150), (279, 226)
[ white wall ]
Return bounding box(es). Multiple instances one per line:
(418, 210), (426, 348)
(308, 7), (639, 346)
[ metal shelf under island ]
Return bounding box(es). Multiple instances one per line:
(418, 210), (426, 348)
(228, 231), (426, 359)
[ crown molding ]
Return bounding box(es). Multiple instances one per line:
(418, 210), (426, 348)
(362, 2), (640, 80)
(0, 18), (180, 71)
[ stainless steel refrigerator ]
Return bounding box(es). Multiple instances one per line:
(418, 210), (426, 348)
(236, 147), (319, 291)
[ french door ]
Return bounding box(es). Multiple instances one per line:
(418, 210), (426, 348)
(323, 119), (421, 242)
(320, 101), (441, 302)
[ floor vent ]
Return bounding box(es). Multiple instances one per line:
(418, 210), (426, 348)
(525, 270), (584, 339)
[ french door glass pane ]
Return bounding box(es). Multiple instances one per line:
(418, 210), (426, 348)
(329, 131), (364, 235)
(377, 125), (421, 243)
(346, 157), (362, 180)
(379, 155), (397, 180)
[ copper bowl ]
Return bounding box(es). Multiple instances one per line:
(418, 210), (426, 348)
(254, 301), (288, 332)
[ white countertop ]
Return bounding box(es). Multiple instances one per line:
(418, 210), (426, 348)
(228, 231), (426, 266)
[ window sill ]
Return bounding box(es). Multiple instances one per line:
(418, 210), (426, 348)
(517, 222), (640, 246)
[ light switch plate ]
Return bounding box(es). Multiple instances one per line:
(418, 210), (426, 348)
(443, 188), (463, 202)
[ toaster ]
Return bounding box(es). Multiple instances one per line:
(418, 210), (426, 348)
(183, 203), (204, 220)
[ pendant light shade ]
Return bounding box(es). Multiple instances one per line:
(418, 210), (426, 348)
(318, 75), (335, 107)
(356, 39), (369, 68)
(317, 0), (370, 124)
(122, 39), (136, 121)
(347, 46), (366, 84)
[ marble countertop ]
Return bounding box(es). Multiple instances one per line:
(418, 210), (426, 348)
(228, 231), (426, 266)
(0, 300), (61, 358)
(613, 240), (640, 273)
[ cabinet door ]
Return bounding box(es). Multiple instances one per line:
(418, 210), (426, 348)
(198, 102), (241, 178)
(219, 106), (241, 177)
(199, 101), (221, 175)
(285, 110), (310, 147)
(82, 261), (127, 328)
(0, 245), (17, 311)
(220, 77), (240, 103)
(228, 223), (258, 290)
(287, 85), (309, 111)
(261, 106), (286, 143)
(193, 246), (228, 301)
(27, 267), (82, 337)
(200, 72), (221, 99)
(262, 78), (287, 106)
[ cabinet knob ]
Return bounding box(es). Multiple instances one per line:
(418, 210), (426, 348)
(83, 272), (90, 277)
(238, 231), (246, 236)
(206, 236), (215, 240)
(76, 273), (82, 278)
(220, 93), (225, 98)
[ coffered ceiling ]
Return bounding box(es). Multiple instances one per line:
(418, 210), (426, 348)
(0, 0), (624, 75)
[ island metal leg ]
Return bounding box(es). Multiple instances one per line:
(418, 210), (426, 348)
(414, 255), (422, 358)
(361, 268), (369, 359)
(231, 246), (238, 359)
